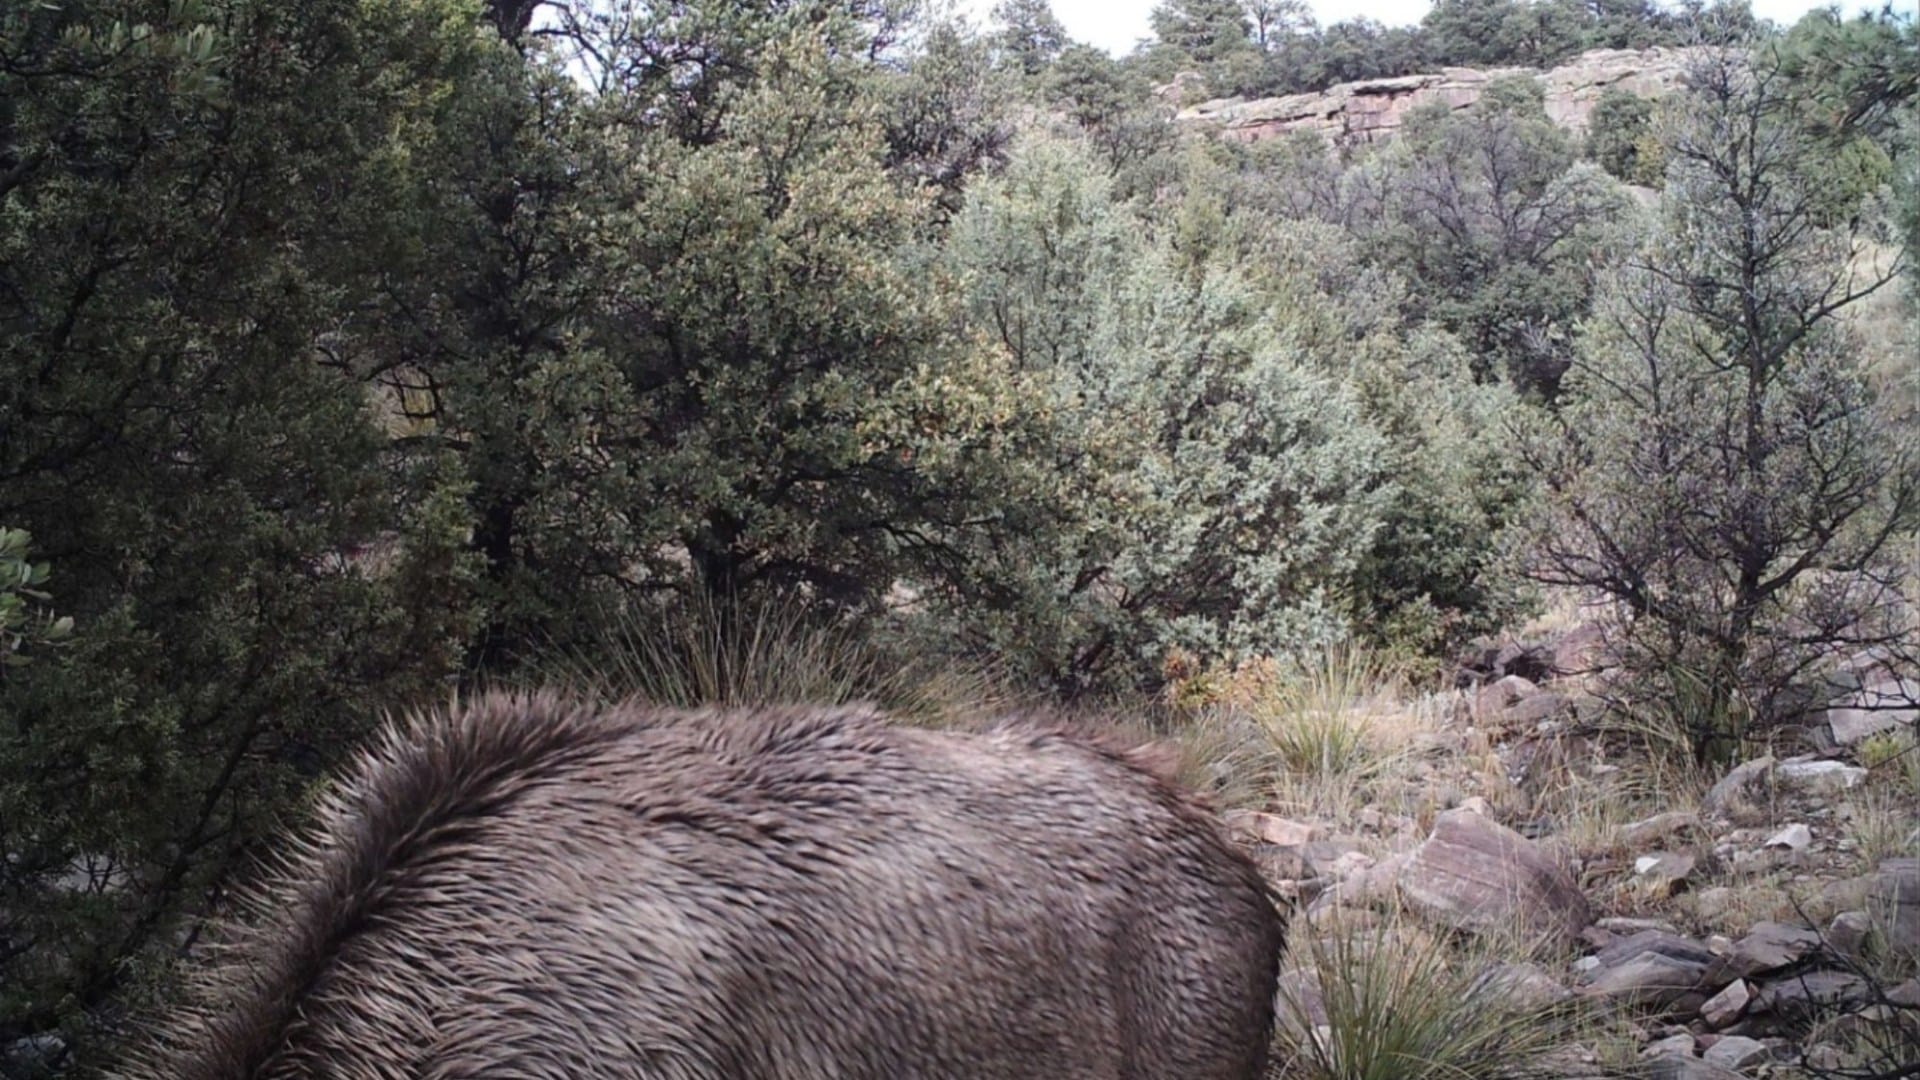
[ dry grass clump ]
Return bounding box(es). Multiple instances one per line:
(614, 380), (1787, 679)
(1857, 726), (1920, 795)
(1271, 909), (1574, 1080)
(1845, 783), (1918, 870)
(1526, 749), (1710, 862)
(543, 591), (1000, 725)
(1164, 643), (1456, 830)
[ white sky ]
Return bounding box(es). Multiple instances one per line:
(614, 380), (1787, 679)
(952, 0), (1916, 57)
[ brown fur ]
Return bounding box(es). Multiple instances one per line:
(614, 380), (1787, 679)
(121, 691), (1283, 1079)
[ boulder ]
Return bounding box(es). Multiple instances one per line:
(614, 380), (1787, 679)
(1821, 678), (1917, 745)
(1776, 758), (1867, 793)
(1399, 808), (1591, 942)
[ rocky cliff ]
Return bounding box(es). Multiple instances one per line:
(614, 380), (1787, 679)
(1176, 47), (1712, 146)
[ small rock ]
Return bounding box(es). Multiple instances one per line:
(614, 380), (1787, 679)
(3, 1035), (65, 1078)
(1500, 690), (1572, 728)
(1641, 1033), (1697, 1059)
(1830, 858), (1918, 953)
(1599, 916), (1680, 935)
(1458, 795), (1491, 816)
(1699, 979), (1750, 1028)
(1252, 843), (1314, 882)
(1572, 955), (1602, 976)
(1706, 922), (1823, 983)
(1827, 910), (1872, 958)
(1303, 838), (1365, 871)
(1225, 811), (1318, 847)
(1701, 1035), (1770, 1070)
(1273, 969), (1327, 1036)
(1474, 961), (1574, 1012)
(1623, 811), (1701, 848)
(1693, 886), (1734, 914)
(1307, 851), (1408, 914)
(1594, 929), (1716, 970)
(1322, 850), (1376, 883)
(1776, 758), (1868, 792)
(1643, 1058), (1746, 1080)
(1705, 757), (1774, 814)
(1764, 823), (1812, 850)
(1749, 970), (1871, 1018)
(1634, 852), (1697, 890)
(1581, 932), (1712, 1006)
(1476, 674), (1539, 715)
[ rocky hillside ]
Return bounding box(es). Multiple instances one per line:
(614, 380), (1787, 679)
(1180, 623), (1919, 1075)
(1175, 47), (1712, 146)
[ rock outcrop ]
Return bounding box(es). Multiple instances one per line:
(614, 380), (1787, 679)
(1177, 47), (1714, 147)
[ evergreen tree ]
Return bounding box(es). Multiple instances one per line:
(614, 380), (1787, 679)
(991, 0), (1070, 75)
(1150, 0), (1256, 69)
(1529, 50), (1917, 762)
(1368, 78), (1628, 397)
(0, 0), (487, 1062)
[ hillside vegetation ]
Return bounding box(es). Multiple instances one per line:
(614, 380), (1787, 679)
(0, 0), (1916, 1074)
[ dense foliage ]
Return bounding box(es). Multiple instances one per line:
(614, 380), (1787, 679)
(1140, 0), (1763, 100)
(0, 0), (1914, 1071)
(1529, 46), (1918, 762)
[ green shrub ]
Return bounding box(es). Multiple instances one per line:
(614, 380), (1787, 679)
(1584, 88), (1653, 182)
(928, 135), (1388, 691)
(0, 529), (72, 674)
